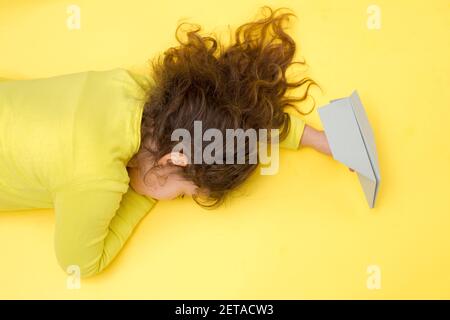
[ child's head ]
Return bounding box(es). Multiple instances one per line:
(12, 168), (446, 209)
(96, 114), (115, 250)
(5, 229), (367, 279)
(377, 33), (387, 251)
(129, 6), (319, 208)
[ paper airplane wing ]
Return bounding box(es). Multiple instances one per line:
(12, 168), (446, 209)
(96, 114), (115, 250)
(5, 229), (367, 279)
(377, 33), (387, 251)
(318, 90), (380, 208)
(349, 91), (381, 183)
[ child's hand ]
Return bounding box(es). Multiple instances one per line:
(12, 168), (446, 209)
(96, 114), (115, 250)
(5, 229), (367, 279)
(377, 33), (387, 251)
(300, 125), (332, 156)
(300, 125), (357, 174)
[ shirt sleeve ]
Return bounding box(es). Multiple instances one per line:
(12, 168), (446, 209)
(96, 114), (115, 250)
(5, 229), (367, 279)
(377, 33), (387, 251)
(279, 112), (306, 150)
(53, 180), (157, 278)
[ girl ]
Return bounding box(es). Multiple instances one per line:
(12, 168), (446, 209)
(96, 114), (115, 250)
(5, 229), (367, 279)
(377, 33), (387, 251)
(0, 6), (342, 278)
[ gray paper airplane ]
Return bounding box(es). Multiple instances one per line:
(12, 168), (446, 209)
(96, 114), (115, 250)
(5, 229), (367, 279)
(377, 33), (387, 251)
(318, 90), (381, 208)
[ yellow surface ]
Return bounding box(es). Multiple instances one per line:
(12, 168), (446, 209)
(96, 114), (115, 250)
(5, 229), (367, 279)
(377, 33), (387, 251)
(0, 0), (449, 299)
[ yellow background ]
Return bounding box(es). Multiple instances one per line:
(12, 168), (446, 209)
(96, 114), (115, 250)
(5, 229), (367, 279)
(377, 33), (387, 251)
(0, 0), (449, 299)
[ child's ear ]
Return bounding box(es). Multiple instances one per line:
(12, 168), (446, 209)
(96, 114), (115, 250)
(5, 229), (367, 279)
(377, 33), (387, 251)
(127, 155), (138, 168)
(158, 152), (189, 167)
(170, 152), (189, 166)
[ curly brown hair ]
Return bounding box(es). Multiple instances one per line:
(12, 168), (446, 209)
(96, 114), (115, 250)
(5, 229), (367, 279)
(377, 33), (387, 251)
(135, 5), (320, 208)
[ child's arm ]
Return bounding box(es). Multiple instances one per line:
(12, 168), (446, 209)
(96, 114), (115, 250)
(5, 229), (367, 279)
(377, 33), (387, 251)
(53, 180), (157, 278)
(280, 113), (331, 156)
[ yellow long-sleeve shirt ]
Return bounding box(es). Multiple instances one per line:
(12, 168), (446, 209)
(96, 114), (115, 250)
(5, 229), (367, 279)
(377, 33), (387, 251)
(0, 68), (305, 278)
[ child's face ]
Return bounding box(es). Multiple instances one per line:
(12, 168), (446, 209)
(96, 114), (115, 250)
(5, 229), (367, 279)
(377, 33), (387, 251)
(127, 153), (200, 200)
